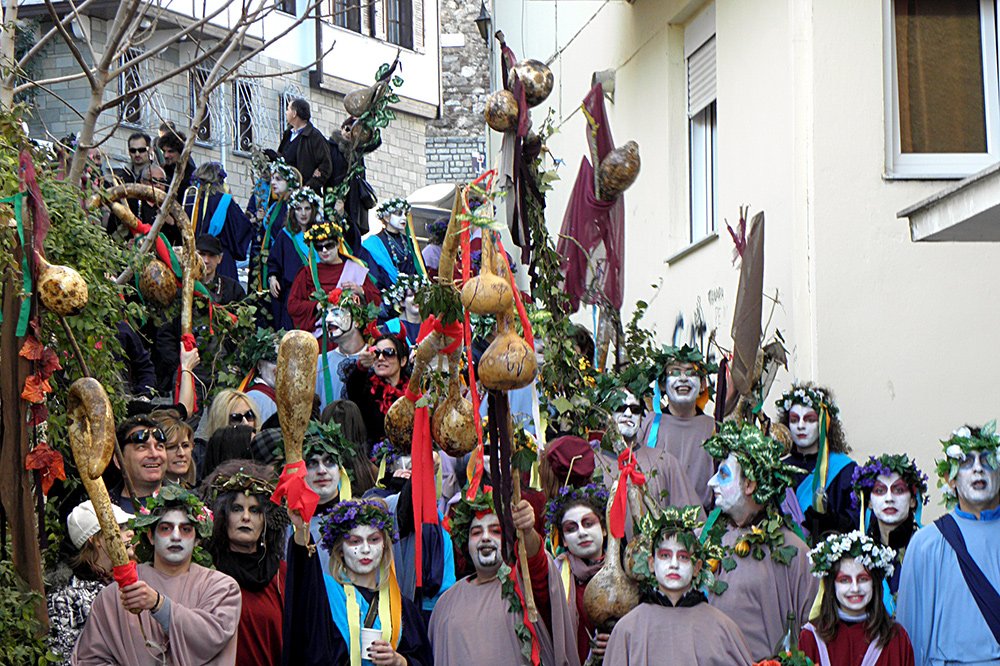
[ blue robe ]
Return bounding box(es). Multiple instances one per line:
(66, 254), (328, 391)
(266, 228), (313, 332)
(363, 230), (418, 290)
(896, 507), (1000, 665)
(785, 450), (859, 531)
(247, 200), (289, 295)
(186, 191), (253, 281)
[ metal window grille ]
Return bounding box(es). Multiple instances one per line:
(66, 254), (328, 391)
(234, 80), (254, 152)
(189, 68), (213, 142)
(119, 48), (143, 125)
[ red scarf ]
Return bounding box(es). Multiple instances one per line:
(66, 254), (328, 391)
(369, 373), (406, 414)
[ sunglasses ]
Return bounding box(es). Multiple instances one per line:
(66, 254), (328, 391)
(229, 410), (256, 424)
(128, 146), (148, 154)
(315, 241), (338, 252)
(124, 427), (165, 446)
(372, 348), (397, 360)
(620, 403), (643, 416)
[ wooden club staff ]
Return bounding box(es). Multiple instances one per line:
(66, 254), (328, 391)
(275, 331), (319, 465)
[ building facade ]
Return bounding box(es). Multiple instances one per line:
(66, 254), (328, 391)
(494, 0), (1000, 519)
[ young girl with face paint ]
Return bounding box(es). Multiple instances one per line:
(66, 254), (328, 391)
(802, 531), (914, 666)
(267, 186), (324, 331)
(604, 506), (754, 666)
(285, 499), (432, 666)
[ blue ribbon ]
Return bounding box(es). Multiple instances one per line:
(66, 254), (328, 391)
(646, 381), (663, 448)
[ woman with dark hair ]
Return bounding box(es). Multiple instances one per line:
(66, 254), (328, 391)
(267, 186), (323, 331)
(801, 531), (914, 665)
(346, 333), (410, 448)
(202, 460), (287, 666)
(203, 425), (257, 480)
(321, 399), (378, 493)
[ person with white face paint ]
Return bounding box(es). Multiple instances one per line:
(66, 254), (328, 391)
(363, 198), (422, 291)
(702, 422), (818, 661)
(267, 186), (324, 331)
(802, 531), (913, 665)
(777, 383), (859, 540)
(381, 273), (429, 346)
(850, 454), (928, 606)
(72, 485), (241, 665)
(285, 498), (432, 665)
(313, 291), (369, 409)
(604, 505), (753, 665)
(248, 159), (300, 301)
(638, 345), (720, 512)
(545, 484), (612, 663)
(897, 422), (1000, 665)
(430, 486), (582, 665)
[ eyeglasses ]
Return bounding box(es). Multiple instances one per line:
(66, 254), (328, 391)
(128, 146), (148, 154)
(124, 427), (165, 446)
(315, 241), (337, 252)
(619, 403), (643, 416)
(666, 367), (699, 378)
(372, 348), (397, 360)
(229, 410), (256, 424)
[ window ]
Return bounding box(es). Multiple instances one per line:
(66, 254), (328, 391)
(277, 0), (295, 14)
(119, 48), (143, 126)
(385, 0), (413, 49)
(278, 90), (295, 134)
(189, 68), (213, 142)
(885, 0), (1000, 178)
(234, 80), (254, 153)
(333, 0), (361, 32)
(686, 6), (716, 243)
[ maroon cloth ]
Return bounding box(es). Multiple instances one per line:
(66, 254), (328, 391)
(799, 622), (915, 666)
(545, 436), (596, 486)
(285, 261), (381, 331)
(555, 84), (625, 311)
(236, 562), (285, 666)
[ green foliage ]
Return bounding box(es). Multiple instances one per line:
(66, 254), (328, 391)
(0, 559), (60, 665)
(416, 282), (463, 324)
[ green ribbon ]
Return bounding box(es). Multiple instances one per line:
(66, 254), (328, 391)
(308, 245), (335, 402)
(1, 194), (31, 336)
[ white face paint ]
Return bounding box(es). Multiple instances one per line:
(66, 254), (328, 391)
(708, 453), (745, 515)
(324, 306), (354, 340)
(653, 535), (696, 595)
(953, 450), (1000, 508)
(341, 525), (384, 577)
(870, 472), (913, 526)
(294, 203), (313, 226)
(468, 513), (503, 575)
(403, 290), (420, 319)
(152, 509), (196, 565)
(614, 390), (642, 442)
(664, 364), (701, 408)
(270, 174), (288, 195)
(834, 558), (874, 617)
(305, 453), (341, 505)
(386, 213), (407, 232)
(561, 505), (604, 560)
(788, 404), (820, 452)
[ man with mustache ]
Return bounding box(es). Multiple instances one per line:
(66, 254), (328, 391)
(430, 486), (581, 665)
(638, 345), (719, 511)
(897, 421), (1000, 665)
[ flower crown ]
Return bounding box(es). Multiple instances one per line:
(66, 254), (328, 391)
(776, 384), (839, 418)
(318, 499), (397, 553)
(808, 530), (896, 579)
(544, 483), (609, 533)
(130, 484), (214, 562)
(654, 344), (719, 378)
(383, 273), (430, 312)
(270, 159), (301, 189)
(208, 469), (276, 502)
(304, 219), (345, 244)
(371, 438), (399, 465)
(446, 485), (494, 551)
(291, 186), (324, 213)
(935, 421), (1000, 506)
(426, 217), (449, 240)
(377, 197), (411, 217)
(703, 421), (805, 506)
(634, 505), (728, 594)
(850, 453), (929, 510)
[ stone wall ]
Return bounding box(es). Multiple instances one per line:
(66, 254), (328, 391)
(426, 136), (486, 184)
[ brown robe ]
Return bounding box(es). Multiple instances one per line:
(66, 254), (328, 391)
(604, 601), (754, 666)
(707, 523), (819, 661)
(429, 553), (581, 666)
(72, 563), (241, 665)
(639, 411), (717, 511)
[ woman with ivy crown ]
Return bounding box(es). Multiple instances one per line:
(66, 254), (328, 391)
(249, 159), (298, 301)
(202, 460), (288, 666)
(285, 211), (382, 332)
(777, 382), (860, 539)
(72, 485), (242, 664)
(605, 505), (754, 665)
(801, 531), (914, 665)
(283, 497), (432, 666)
(849, 454), (928, 608)
(266, 186), (323, 331)
(702, 421), (819, 661)
(546, 483), (613, 664)
(363, 198), (424, 291)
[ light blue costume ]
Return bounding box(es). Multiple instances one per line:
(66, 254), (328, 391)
(316, 348), (359, 410)
(896, 507), (1000, 665)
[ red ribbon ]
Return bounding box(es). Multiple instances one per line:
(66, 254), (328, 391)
(271, 461), (320, 524)
(609, 449), (646, 539)
(494, 237), (534, 350)
(174, 333), (198, 413)
(416, 315), (463, 354)
(113, 561), (138, 589)
(404, 386), (439, 589)
(507, 564), (542, 666)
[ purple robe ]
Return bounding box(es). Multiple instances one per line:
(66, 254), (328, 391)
(72, 562), (241, 665)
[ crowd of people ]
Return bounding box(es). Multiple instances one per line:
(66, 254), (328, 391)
(40, 99), (1000, 666)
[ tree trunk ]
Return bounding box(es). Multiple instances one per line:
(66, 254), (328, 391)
(0, 0), (19, 108)
(66, 82), (108, 185)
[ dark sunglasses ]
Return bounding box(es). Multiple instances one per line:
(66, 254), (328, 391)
(315, 241), (338, 251)
(372, 348), (397, 360)
(229, 410), (256, 424)
(620, 403), (643, 416)
(128, 146), (148, 153)
(124, 427), (165, 445)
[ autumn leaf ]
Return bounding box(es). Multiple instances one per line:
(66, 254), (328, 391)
(24, 442), (66, 495)
(21, 375), (52, 403)
(37, 347), (62, 380)
(29, 403), (49, 427)
(19, 335), (44, 361)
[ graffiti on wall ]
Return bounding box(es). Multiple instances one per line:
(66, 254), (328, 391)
(672, 287), (725, 367)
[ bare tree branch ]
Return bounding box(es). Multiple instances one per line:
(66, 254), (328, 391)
(11, 0), (100, 74)
(13, 69), (89, 95)
(42, 0), (98, 88)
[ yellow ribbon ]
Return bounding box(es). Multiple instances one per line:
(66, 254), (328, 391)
(340, 473), (354, 502)
(560, 557), (573, 602)
(345, 582), (363, 666)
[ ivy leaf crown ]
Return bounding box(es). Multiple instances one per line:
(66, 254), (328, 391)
(849, 453), (929, 510)
(290, 186), (324, 214)
(807, 529), (896, 579)
(634, 505), (728, 593)
(270, 159), (301, 190)
(445, 485), (495, 552)
(207, 469), (276, 503)
(129, 483), (214, 561)
(702, 421), (805, 506)
(318, 499), (397, 553)
(775, 383), (839, 418)
(383, 273), (430, 313)
(652, 344), (719, 380)
(377, 197), (411, 217)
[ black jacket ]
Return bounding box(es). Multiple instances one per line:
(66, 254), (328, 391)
(277, 123), (333, 192)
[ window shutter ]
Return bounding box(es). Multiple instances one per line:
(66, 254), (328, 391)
(414, 0), (423, 50)
(687, 36), (716, 118)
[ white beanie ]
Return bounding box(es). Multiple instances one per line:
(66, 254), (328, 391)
(66, 500), (134, 550)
